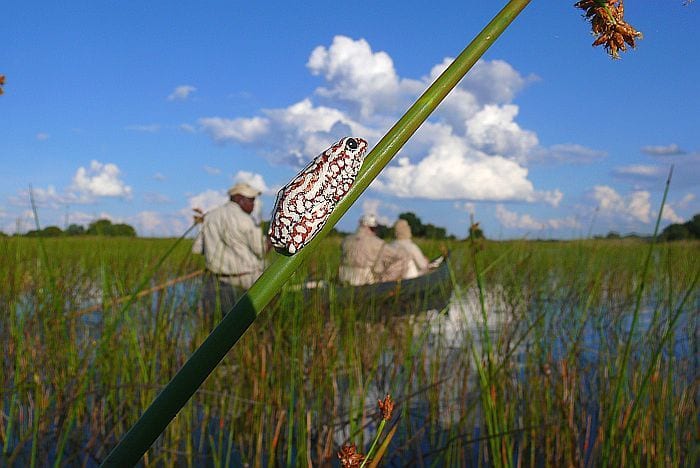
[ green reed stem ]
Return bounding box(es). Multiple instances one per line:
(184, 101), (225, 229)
(468, 234), (511, 466)
(101, 2), (531, 465)
(3, 393), (17, 457)
(28, 185), (56, 291)
(30, 379), (40, 468)
(621, 266), (699, 449)
(602, 166), (673, 464)
(52, 410), (75, 468)
(361, 419), (387, 468)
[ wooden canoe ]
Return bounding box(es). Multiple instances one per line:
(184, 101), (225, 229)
(302, 255), (453, 317)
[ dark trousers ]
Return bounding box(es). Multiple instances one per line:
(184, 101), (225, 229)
(200, 273), (243, 324)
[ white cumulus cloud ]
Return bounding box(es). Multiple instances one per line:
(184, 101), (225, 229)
(168, 85), (196, 101)
(372, 123), (558, 205)
(70, 160), (132, 199)
(307, 35), (406, 119)
(454, 201), (476, 216)
(432, 58), (534, 106)
(360, 198), (395, 226)
(185, 173), (270, 227)
(465, 104), (538, 161)
(641, 144), (685, 156)
(531, 143), (607, 164)
(187, 189), (227, 213)
(613, 164), (663, 178)
(661, 205), (683, 224)
(135, 211), (164, 233)
(199, 116), (270, 143)
(201, 99), (374, 166)
(590, 185), (651, 224)
(132, 211), (189, 237)
(496, 205), (545, 230)
(19, 185), (67, 208)
(496, 204), (581, 231)
(199, 35), (564, 206)
(232, 170), (270, 194)
(203, 165), (221, 175)
(677, 193), (695, 209)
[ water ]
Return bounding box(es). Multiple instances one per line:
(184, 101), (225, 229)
(5, 281), (697, 466)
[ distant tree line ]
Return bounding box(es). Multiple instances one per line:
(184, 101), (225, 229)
(594, 213), (700, 241)
(371, 212), (456, 240)
(18, 219), (137, 237)
(594, 231), (649, 241)
(5, 211), (693, 241)
(398, 212), (455, 240)
(659, 213), (700, 241)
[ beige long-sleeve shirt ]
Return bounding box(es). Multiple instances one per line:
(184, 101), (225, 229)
(339, 226), (407, 285)
(192, 201), (266, 287)
(391, 239), (429, 279)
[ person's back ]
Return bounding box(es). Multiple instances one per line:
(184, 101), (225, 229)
(339, 215), (406, 285)
(198, 201), (265, 287)
(391, 219), (429, 279)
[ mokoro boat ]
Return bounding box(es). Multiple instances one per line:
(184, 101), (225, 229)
(301, 255), (453, 317)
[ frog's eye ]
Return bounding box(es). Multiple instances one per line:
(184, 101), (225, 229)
(345, 138), (358, 150)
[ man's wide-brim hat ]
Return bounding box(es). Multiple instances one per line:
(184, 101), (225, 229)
(227, 182), (261, 198)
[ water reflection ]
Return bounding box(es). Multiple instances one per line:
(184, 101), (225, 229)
(7, 279), (695, 466)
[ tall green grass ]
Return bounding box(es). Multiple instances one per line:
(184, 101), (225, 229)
(0, 236), (697, 465)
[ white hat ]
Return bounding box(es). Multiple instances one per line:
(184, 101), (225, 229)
(227, 182), (261, 198)
(359, 213), (378, 227)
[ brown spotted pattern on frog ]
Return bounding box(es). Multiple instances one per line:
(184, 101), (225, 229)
(268, 136), (369, 255)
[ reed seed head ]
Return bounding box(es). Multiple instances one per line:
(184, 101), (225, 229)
(0, 74), (5, 95)
(575, 0), (642, 59)
(378, 393), (394, 421)
(542, 362), (552, 377)
(338, 443), (365, 468)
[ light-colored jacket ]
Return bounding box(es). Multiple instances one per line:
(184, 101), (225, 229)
(339, 226), (406, 286)
(391, 239), (429, 279)
(192, 201), (266, 288)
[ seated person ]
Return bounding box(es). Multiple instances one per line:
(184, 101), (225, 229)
(339, 214), (407, 286)
(391, 219), (429, 279)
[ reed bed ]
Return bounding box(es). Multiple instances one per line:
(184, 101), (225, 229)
(0, 236), (697, 466)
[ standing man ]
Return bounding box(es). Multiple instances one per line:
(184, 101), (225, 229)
(192, 182), (269, 317)
(339, 214), (407, 286)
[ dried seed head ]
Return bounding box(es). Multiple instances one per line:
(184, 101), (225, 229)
(575, 0), (642, 59)
(0, 74), (5, 95)
(338, 443), (365, 468)
(378, 394), (394, 421)
(542, 362), (552, 377)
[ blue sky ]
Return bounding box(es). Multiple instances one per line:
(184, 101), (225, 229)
(2, 1), (698, 238)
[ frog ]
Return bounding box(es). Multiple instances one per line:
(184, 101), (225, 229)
(268, 136), (369, 255)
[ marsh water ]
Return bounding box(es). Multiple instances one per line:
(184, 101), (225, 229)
(2, 239), (698, 466)
(24, 283), (695, 466)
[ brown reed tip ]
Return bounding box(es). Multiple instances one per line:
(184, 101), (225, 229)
(0, 74), (5, 95)
(338, 443), (365, 468)
(378, 394), (394, 421)
(575, 0), (642, 59)
(541, 362), (552, 377)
